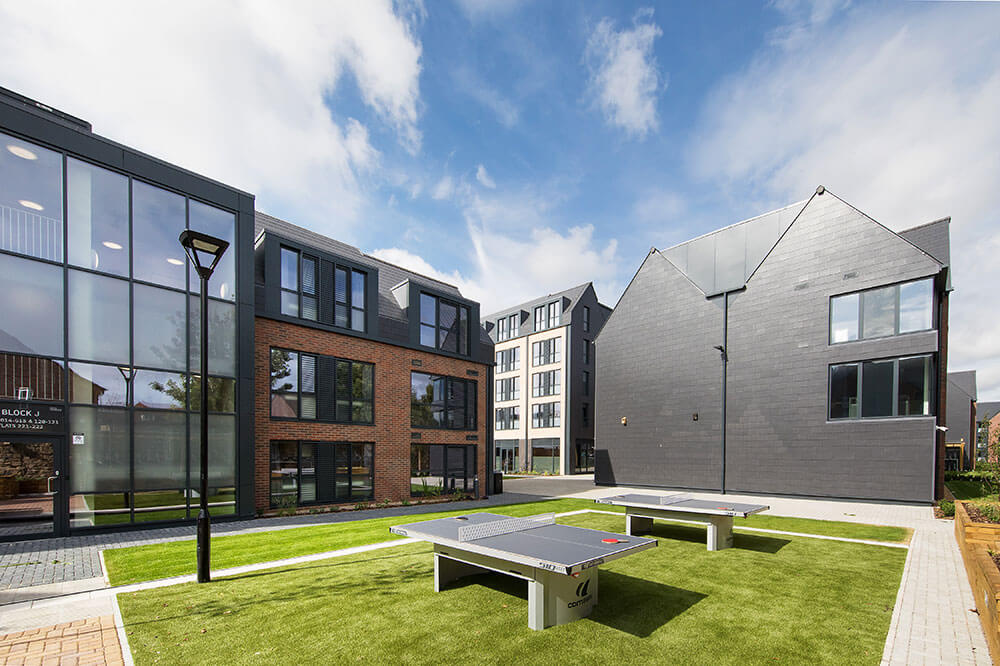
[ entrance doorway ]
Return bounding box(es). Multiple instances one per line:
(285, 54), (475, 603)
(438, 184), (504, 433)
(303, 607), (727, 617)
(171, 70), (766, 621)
(0, 436), (63, 539)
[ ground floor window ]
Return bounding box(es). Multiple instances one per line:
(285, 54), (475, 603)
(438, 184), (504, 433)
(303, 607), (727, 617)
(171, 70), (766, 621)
(410, 443), (476, 496)
(829, 354), (934, 420)
(531, 438), (559, 474)
(270, 440), (373, 508)
(494, 439), (519, 474)
(574, 439), (594, 474)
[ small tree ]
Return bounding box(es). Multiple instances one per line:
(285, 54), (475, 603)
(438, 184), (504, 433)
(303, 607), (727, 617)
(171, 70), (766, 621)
(982, 427), (1000, 500)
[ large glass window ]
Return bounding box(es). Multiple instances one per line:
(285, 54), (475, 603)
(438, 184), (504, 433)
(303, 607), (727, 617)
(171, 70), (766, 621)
(495, 406), (520, 430)
(189, 414), (237, 497)
(531, 438), (559, 474)
(189, 297), (237, 377)
(829, 355), (934, 419)
(133, 370), (187, 410)
(0, 131), (63, 262)
(134, 284), (187, 371)
(496, 348), (520, 373)
(188, 200), (236, 301)
(496, 377), (519, 402)
(134, 410), (187, 490)
(68, 269), (129, 364)
(411, 372), (476, 430)
(269, 440), (374, 507)
(532, 402), (560, 428)
(1, 353), (65, 402)
(830, 278), (934, 343)
(495, 439), (519, 474)
(69, 406), (130, 493)
(410, 444), (475, 496)
(532, 370), (561, 397)
(67, 158), (129, 277)
(532, 337), (562, 366)
(420, 293), (470, 354)
(0, 254), (64, 357)
(132, 181), (187, 290)
(269, 348), (373, 423)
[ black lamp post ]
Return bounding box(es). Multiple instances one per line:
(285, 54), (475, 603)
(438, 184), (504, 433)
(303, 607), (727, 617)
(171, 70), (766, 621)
(179, 229), (229, 584)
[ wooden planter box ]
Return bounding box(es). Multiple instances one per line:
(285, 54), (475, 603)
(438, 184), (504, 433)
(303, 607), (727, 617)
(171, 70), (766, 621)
(955, 501), (1000, 663)
(0, 477), (16, 500)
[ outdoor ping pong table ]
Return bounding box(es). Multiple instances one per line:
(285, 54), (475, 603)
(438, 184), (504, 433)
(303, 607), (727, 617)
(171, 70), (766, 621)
(389, 512), (657, 630)
(595, 494), (769, 551)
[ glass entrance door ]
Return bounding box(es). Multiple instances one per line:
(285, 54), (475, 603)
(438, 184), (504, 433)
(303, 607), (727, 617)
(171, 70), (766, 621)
(0, 436), (61, 538)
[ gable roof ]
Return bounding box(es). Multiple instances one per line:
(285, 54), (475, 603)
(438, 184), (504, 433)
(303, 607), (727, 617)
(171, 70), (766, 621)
(979, 402), (1000, 422)
(949, 371), (978, 402)
(483, 282), (593, 322)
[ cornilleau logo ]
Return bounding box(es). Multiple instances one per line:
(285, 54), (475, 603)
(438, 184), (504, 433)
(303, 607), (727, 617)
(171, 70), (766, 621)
(575, 579), (590, 598)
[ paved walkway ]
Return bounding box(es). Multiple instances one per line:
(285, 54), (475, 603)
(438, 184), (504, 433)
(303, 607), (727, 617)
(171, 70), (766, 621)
(0, 615), (124, 665)
(0, 477), (991, 664)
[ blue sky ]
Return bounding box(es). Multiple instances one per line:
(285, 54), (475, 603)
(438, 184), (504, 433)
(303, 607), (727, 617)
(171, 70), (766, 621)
(1, 0), (999, 397)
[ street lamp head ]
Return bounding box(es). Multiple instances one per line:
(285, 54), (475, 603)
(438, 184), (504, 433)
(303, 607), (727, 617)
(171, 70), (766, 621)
(179, 229), (229, 280)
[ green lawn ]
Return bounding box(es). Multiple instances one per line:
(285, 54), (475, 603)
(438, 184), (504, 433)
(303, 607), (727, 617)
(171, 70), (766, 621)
(118, 512), (906, 665)
(103, 499), (910, 586)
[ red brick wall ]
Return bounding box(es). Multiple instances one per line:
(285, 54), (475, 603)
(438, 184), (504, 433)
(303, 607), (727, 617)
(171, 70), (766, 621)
(255, 316), (489, 511)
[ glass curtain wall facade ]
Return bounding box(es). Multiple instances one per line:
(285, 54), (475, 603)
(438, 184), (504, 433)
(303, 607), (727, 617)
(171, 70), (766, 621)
(0, 129), (239, 529)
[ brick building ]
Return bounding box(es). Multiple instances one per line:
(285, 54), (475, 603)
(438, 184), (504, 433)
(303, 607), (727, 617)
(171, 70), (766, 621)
(254, 214), (493, 511)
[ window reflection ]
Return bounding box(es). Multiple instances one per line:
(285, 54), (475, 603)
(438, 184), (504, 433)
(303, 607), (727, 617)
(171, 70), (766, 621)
(189, 200), (236, 301)
(134, 284), (187, 371)
(69, 362), (128, 406)
(189, 297), (236, 377)
(67, 158), (129, 277)
(0, 254), (64, 357)
(0, 131), (63, 261)
(133, 370), (187, 410)
(68, 270), (130, 364)
(133, 181), (187, 290)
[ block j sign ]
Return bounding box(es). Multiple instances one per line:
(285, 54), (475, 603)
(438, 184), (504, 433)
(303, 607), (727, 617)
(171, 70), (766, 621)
(0, 401), (65, 435)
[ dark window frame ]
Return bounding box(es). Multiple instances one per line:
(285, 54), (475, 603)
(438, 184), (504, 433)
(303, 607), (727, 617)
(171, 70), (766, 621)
(583, 306), (590, 332)
(531, 369), (561, 398)
(531, 401), (561, 428)
(828, 353), (935, 420)
(410, 443), (477, 496)
(410, 371), (478, 431)
(531, 337), (562, 367)
(420, 292), (471, 355)
(268, 439), (374, 508)
(829, 277), (935, 345)
(269, 347), (375, 425)
(495, 406), (520, 430)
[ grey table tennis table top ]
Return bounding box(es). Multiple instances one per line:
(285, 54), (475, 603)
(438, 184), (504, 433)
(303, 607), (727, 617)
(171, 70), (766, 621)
(597, 494), (769, 518)
(390, 512), (657, 576)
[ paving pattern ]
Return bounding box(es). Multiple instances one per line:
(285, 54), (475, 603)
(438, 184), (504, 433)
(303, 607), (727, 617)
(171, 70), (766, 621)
(0, 615), (124, 666)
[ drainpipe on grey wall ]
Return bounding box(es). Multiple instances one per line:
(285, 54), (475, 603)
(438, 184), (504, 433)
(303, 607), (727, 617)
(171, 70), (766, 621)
(715, 291), (730, 494)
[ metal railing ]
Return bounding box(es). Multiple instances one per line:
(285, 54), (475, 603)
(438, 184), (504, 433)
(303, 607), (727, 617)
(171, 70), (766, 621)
(0, 204), (63, 262)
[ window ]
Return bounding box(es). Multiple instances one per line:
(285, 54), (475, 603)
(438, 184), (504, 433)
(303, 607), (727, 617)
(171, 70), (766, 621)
(583, 339), (591, 365)
(531, 438), (559, 474)
(829, 354), (934, 420)
(532, 402), (560, 428)
(411, 444), (476, 496)
(270, 348), (374, 424)
(582, 403), (589, 427)
(133, 284), (187, 371)
(583, 370), (590, 397)
(495, 406), (520, 430)
(411, 372), (477, 430)
(496, 348), (520, 373)
(420, 293), (470, 354)
(132, 181), (186, 290)
(188, 201), (236, 301)
(68, 270), (130, 364)
(829, 278), (934, 343)
(280, 247), (319, 322)
(496, 377), (519, 402)
(532, 370), (561, 397)
(583, 306), (590, 333)
(270, 440), (374, 507)
(0, 254), (64, 357)
(532, 337), (562, 366)
(497, 317), (507, 342)
(534, 306), (545, 332)
(67, 158), (129, 277)
(509, 314), (519, 338)
(495, 439), (519, 474)
(547, 301), (561, 328)
(1, 131), (64, 262)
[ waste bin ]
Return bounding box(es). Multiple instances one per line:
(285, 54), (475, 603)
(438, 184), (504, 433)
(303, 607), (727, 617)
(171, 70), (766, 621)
(493, 471), (503, 494)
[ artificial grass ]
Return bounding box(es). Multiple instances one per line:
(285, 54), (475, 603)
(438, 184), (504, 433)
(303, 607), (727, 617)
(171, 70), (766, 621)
(103, 498), (910, 586)
(118, 512), (906, 665)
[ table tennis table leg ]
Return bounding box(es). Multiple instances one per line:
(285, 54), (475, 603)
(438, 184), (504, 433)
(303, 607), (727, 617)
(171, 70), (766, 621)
(626, 512), (654, 536)
(528, 568), (598, 630)
(434, 551), (488, 592)
(706, 516), (734, 551)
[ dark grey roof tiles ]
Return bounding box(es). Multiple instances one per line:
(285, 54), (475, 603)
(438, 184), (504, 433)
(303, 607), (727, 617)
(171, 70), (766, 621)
(484, 282), (592, 322)
(898, 217), (951, 267)
(979, 402), (1000, 421)
(949, 370), (978, 402)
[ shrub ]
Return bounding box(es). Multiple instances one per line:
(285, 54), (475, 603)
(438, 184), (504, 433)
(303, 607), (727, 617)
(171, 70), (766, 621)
(938, 500), (955, 517)
(973, 501), (1000, 523)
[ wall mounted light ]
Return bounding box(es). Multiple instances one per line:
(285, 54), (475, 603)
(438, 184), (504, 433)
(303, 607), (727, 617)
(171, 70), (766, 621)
(621, 416), (627, 427)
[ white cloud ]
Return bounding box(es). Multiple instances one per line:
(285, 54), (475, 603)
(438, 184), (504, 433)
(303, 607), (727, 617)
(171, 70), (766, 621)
(689, 3), (1000, 397)
(372, 185), (622, 313)
(0, 0), (423, 241)
(431, 175), (456, 200)
(453, 0), (527, 21)
(585, 8), (664, 138)
(452, 66), (520, 128)
(475, 164), (496, 189)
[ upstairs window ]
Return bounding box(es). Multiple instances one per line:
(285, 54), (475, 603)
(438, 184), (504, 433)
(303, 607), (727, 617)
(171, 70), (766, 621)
(829, 354), (933, 420)
(532, 370), (561, 397)
(583, 306), (590, 332)
(496, 377), (520, 402)
(547, 301), (561, 328)
(495, 406), (520, 430)
(335, 267), (366, 332)
(509, 313), (519, 338)
(496, 348), (520, 373)
(532, 337), (562, 366)
(270, 348), (374, 423)
(830, 278), (934, 343)
(421, 293), (470, 355)
(411, 372), (477, 429)
(583, 339), (591, 365)
(280, 246), (365, 330)
(497, 317), (507, 342)
(583, 370), (590, 397)
(534, 306), (545, 332)
(532, 402), (560, 428)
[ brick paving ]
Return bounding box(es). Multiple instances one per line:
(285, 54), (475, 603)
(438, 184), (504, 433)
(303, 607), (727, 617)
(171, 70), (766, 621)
(0, 615), (123, 666)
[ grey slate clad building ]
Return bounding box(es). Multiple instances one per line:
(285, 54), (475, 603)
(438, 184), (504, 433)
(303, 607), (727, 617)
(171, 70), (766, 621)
(946, 371), (977, 471)
(596, 188), (951, 503)
(485, 283), (611, 475)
